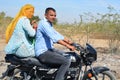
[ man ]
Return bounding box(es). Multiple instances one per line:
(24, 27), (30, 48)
(35, 7), (75, 80)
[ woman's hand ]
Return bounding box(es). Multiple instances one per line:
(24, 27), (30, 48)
(33, 23), (38, 31)
(31, 20), (38, 31)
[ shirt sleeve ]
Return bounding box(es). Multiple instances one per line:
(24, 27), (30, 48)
(22, 18), (36, 37)
(39, 21), (64, 43)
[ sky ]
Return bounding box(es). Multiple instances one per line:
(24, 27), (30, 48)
(0, 0), (120, 23)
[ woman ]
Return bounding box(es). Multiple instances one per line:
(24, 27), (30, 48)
(5, 4), (36, 57)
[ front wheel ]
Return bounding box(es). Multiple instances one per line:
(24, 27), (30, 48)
(83, 71), (116, 80)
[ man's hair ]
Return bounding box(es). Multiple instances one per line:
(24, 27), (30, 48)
(45, 7), (56, 14)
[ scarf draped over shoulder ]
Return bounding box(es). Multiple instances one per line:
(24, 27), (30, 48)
(5, 4), (34, 43)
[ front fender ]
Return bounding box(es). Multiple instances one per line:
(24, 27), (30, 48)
(90, 66), (110, 74)
(82, 66), (110, 80)
(85, 66), (109, 76)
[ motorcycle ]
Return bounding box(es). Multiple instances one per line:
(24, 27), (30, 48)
(0, 43), (116, 80)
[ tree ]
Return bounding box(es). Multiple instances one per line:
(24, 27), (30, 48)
(29, 15), (40, 24)
(0, 12), (6, 24)
(53, 18), (58, 25)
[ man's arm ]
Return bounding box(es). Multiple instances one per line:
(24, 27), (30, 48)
(63, 37), (73, 44)
(57, 39), (75, 51)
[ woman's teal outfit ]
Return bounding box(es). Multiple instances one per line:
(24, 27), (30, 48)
(5, 16), (36, 57)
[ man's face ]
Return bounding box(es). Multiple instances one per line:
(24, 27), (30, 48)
(45, 10), (56, 23)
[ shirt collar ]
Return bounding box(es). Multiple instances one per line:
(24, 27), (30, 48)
(43, 17), (48, 22)
(43, 17), (53, 26)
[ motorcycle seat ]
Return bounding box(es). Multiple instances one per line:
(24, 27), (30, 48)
(5, 52), (80, 68)
(5, 54), (47, 68)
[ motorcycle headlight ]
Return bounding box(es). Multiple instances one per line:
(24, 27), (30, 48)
(85, 43), (97, 62)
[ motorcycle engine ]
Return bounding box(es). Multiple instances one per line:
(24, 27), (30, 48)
(65, 52), (81, 67)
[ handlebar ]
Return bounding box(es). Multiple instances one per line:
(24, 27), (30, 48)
(71, 43), (85, 52)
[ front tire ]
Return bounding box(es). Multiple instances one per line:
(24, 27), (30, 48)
(83, 71), (116, 80)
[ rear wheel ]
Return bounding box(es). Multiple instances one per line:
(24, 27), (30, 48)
(83, 71), (116, 80)
(4, 70), (27, 80)
(5, 76), (22, 80)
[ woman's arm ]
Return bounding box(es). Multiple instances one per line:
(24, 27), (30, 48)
(23, 18), (36, 37)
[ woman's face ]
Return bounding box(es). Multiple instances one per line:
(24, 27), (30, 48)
(25, 8), (34, 18)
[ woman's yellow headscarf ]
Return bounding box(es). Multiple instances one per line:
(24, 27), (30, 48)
(5, 4), (34, 43)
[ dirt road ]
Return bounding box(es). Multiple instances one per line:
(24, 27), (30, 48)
(0, 38), (120, 79)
